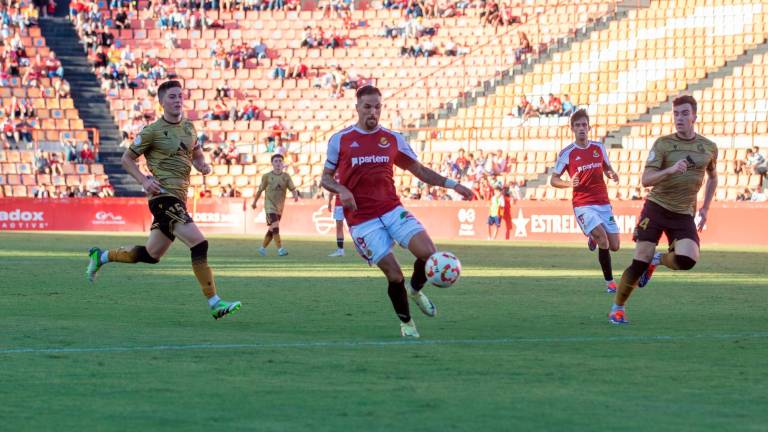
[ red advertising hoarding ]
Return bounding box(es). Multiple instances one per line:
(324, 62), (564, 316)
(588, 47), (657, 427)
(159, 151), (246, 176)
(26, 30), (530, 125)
(1, 198), (766, 245)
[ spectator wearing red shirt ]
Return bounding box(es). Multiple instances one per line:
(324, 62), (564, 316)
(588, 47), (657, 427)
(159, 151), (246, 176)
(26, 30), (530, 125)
(80, 143), (96, 163)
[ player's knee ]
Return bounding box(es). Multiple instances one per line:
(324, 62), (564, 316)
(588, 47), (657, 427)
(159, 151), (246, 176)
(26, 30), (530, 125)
(136, 246), (160, 264)
(675, 255), (696, 270)
(610, 243), (620, 252)
(272, 227), (279, 235)
(190, 240), (209, 262)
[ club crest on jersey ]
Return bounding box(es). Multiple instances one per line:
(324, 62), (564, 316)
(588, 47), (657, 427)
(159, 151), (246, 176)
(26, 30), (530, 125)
(593, 150), (599, 158)
(378, 137), (391, 148)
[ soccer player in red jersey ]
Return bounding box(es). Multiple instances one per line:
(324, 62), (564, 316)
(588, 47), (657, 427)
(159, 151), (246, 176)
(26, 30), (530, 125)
(321, 85), (474, 338)
(550, 109), (621, 293)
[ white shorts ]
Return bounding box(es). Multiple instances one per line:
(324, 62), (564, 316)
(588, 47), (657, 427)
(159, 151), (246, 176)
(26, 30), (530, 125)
(349, 205), (426, 265)
(333, 205), (344, 221)
(574, 204), (620, 236)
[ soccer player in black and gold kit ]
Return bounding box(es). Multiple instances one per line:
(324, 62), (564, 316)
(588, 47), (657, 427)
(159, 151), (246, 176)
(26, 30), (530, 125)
(250, 153), (299, 256)
(609, 95), (718, 324)
(85, 80), (241, 320)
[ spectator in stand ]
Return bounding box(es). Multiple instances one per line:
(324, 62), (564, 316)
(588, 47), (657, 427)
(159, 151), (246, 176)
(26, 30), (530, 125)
(561, 94), (575, 116)
(266, 117), (286, 151)
(736, 187), (752, 201)
(287, 58), (309, 79)
(35, 150), (51, 174)
(53, 77), (71, 100)
(224, 140), (239, 165)
(49, 151), (63, 175)
(735, 148), (755, 174)
(271, 57), (287, 80)
(534, 96), (547, 116)
(205, 98), (229, 120)
(240, 99), (261, 121)
(522, 97), (538, 121)
(215, 83), (230, 99)
(442, 39), (457, 56)
(749, 146), (766, 183)
(249, 38), (268, 63)
(86, 174), (102, 197)
(542, 93), (562, 117)
(44, 51), (64, 78)
(114, 8), (129, 29)
(63, 137), (79, 162)
(479, 0), (499, 26)
(212, 143), (227, 165)
(514, 31), (532, 63)
(421, 36), (437, 57)
(100, 178), (115, 197)
(80, 142), (96, 163)
(14, 118), (33, 145)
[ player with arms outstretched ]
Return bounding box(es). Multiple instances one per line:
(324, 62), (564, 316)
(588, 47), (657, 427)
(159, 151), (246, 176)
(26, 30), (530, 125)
(321, 85), (474, 338)
(550, 109), (621, 293)
(85, 80), (241, 319)
(609, 95), (718, 324)
(251, 153), (300, 256)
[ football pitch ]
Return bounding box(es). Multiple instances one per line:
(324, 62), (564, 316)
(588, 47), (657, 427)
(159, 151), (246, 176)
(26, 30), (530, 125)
(1, 232), (766, 431)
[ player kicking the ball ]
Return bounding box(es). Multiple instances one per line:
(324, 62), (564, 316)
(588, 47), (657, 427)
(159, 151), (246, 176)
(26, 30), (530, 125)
(550, 109), (621, 293)
(321, 85), (474, 338)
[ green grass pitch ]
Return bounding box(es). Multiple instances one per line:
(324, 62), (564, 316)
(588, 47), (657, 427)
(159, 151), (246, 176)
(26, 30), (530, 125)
(1, 232), (766, 431)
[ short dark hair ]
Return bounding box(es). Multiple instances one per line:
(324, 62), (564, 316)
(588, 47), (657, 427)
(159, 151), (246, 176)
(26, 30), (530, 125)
(271, 153), (284, 162)
(355, 85), (381, 99)
(570, 108), (589, 127)
(673, 95), (697, 114)
(158, 80), (182, 100)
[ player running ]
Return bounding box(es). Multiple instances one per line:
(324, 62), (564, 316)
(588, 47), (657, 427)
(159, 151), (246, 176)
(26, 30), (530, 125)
(251, 153), (300, 256)
(85, 80), (241, 319)
(321, 85), (474, 338)
(609, 95), (718, 324)
(550, 109), (621, 293)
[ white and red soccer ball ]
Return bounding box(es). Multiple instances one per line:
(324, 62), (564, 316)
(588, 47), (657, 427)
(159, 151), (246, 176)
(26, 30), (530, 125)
(425, 251), (462, 288)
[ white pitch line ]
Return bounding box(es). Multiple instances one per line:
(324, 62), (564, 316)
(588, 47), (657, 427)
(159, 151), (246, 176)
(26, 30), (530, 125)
(2, 332), (768, 355)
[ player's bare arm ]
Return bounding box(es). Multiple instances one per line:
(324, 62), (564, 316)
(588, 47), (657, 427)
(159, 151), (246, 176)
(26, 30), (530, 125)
(403, 159), (474, 200)
(604, 164), (619, 183)
(327, 192), (335, 211)
(549, 171), (573, 189)
(697, 150), (719, 231)
(321, 167), (357, 211)
(191, 144), (211, 175)
(291, 187), (300, 202)
(121, 148), (163, 195)
(250, 189), (262, 209)
(641, 159), (688, 187)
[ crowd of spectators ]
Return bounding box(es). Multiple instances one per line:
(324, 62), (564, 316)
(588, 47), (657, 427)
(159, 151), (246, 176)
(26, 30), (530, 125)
(513, 93), (575, 121)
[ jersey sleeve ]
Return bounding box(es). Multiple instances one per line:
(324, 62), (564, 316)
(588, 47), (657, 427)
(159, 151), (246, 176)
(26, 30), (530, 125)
(324, 133), (341, 170)
(129, 125), (153, 156)
(645, 139), (665, 170)
(553, 149), (569, 175)
(257, 174), (268, 193)
(394, 132), (419, 169)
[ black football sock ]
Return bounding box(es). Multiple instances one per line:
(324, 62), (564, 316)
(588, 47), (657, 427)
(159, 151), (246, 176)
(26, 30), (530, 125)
(598, 248), (613, 281)
(387, 280), (411, 323)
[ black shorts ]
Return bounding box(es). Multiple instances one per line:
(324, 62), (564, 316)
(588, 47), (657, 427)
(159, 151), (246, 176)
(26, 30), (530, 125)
(633, 200), (699, 246)
(149, 196), (193, 241)
(266, 212), (282, 225)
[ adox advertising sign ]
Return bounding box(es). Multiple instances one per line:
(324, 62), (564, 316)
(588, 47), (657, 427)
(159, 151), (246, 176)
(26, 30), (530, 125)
(1, 198), (766, 245)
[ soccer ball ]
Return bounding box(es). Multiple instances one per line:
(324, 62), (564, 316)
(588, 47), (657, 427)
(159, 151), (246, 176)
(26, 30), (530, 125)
(425, 251), (462, 288)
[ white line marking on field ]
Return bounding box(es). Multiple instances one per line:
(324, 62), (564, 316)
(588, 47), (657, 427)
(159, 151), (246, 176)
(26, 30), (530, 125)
(2, 332), (767, 355)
